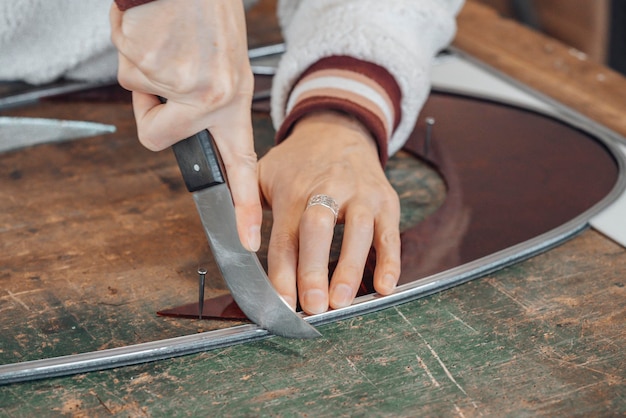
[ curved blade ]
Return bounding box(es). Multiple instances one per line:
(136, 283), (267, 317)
(193, 184), (321, 339)
(0, 117), (115, 153)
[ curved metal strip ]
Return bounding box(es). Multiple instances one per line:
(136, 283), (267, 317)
(1, 53), (625, 385)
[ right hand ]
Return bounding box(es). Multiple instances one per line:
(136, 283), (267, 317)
(110, 0), (262, 251)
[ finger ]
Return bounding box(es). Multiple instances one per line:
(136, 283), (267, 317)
(108, 3), (123, 46)
(133, 96), (216, 151)
(116, 54), (159, 96)
(329, 206), (374, 309)
(267, 206), (300, 310)
(127, 91), (166, 150)
(130, 91), (198, 151)
(297, 203), (337, 314)
(109, 1), (156, 62)
(119, 51), (230, 149)
(209, 104), (262, 252)
(372, 202), (402, 295)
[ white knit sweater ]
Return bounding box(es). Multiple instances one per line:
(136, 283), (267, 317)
(0, 0), (117, 84)
(273, 0), (463, 157)
(0, 0), (463, 156)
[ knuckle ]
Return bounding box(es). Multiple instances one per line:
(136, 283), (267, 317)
(334, 262), (364, 279)
(116, 69), (134, 92)
(136, 132), (154, 151)
(133, 51), (161, 80)
(377, 228), (401, 249)
(200, 83), (232, 108)
(381, 192), (401, 214)
(347, 210), (374, 230)
(269, 230), (297, 252)
(298, 268), (328, 284)
(222, 150), (258, 173)
(197, 68), (247, 108)
(379, 257), (401, 273)
(137, 128), (164, 152)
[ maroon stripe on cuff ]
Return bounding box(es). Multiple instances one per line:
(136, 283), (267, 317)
(275, 96), (390, 167)
(300, 56), (402, 130)
(115, 0), (156, 11)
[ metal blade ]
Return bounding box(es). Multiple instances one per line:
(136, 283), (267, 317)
(0, 117), (116, 153)
(193, 184), (321, 339)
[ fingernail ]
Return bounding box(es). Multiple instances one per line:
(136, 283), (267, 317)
(331, 284), (353, 309)
(247, 225), (261, 252)
(302, 289), (327, 314)
(382, 273), (397, 294)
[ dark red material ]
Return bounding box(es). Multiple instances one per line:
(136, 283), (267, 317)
(160, 91), (619, 320)
(114, 0), (155, 11)
(397, 93), (618, 282)
(157, 294), (246, 321)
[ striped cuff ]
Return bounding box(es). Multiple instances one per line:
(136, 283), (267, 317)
(275, 56), (402, 167)
(115, 0), (156, 11)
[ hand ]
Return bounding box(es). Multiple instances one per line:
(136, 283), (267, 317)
(110, 0), (261, 251)
(259, 111), (401, 314)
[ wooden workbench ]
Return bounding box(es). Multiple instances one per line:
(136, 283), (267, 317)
(1, 1), (625, 416)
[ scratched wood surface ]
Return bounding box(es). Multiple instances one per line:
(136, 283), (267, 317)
(2, 1), (626, 416)
(0, 97), (439, 363)
(1, 232), (624, 417)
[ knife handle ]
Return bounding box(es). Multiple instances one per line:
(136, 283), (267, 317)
(172, 129), (225, 192)
(158, 97), (225, 192)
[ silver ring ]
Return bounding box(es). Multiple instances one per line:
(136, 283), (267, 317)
(306, 194), (339, 223)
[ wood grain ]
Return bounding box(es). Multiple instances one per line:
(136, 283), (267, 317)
(1, 1), (625, 416)
(455, 2), (626, 138)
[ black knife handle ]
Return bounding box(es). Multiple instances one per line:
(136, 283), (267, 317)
(158, 97), (225, 192)
(172, 129), (225, 192)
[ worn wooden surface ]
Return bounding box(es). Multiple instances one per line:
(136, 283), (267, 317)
(1, 233), (624, 417)
(1, 1), (626, 416)
(0, 99), (438, 363)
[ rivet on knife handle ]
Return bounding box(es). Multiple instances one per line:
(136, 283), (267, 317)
(157, 96), (224, 192)
(172, 128), (225, 192)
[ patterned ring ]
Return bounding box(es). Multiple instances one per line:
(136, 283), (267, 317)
(306, 194), (339, 223)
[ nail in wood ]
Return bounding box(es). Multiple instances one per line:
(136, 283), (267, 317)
(425, 117), (435, 157)
(198, 268), (207, 319)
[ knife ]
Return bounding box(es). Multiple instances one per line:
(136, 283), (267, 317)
(0, 117), (116, 153)
(169, 112), (321, 339)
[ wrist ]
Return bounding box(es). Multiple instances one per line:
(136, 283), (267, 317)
(289, 110), (379, 157)
(274, 56), (402, 167)
(295, 110), (373, 140)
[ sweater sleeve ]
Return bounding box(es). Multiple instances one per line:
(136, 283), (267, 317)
(272, 0), (465, 163)
(274, 55), (401, 166)
(0, 0), (117, 84)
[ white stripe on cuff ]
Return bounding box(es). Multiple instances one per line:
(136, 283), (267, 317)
(286, 76), (394, 133)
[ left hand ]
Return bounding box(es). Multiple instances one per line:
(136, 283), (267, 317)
(259, 111), (401, 314)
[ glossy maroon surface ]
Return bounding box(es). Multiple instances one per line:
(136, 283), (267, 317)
(161, 92), (619, 319)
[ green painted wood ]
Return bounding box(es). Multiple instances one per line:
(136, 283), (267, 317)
(2, 231), (624, 417)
